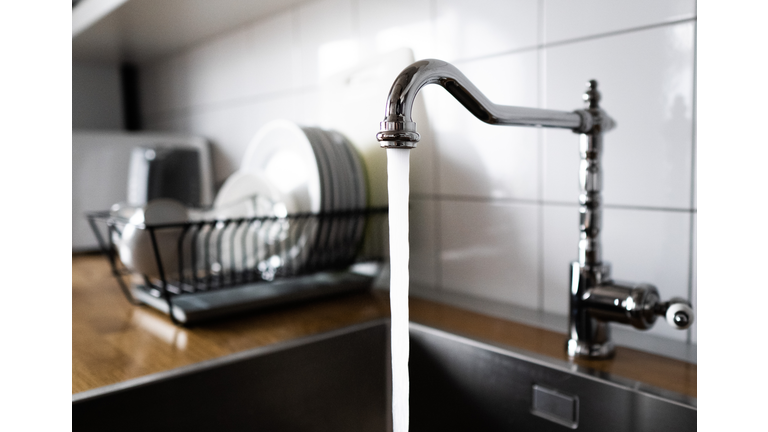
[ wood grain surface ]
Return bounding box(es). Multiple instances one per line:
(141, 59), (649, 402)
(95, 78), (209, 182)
(73, 254), (695, 398)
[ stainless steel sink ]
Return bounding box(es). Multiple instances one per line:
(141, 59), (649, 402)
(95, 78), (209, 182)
(73, 319), (695, 431)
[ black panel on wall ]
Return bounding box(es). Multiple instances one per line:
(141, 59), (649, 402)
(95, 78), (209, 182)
(120, 63), (142, 131)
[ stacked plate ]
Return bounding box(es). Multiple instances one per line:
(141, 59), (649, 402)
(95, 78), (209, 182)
(234, 120), (368, 274)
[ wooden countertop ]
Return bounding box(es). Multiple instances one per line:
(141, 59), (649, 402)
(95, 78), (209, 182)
(73, 254), (696, 398)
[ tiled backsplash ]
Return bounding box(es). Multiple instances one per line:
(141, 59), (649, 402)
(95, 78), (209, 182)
(140, 0), (697, 348)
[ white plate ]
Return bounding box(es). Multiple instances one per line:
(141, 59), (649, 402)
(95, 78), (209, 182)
(241, 120), (322, 214)
(206, 171), (298, 274)
(239, 120), (332, 275)
(212, 171), (294, 220)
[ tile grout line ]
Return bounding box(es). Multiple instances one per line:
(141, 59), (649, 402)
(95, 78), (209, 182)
(410, 193), (697, 213)
(451, 17), (697, 66)
(144, 85), (316, 122)
(350, 0), (360, 43)
(686, 21), (698, 346)
(291, 5), (303, 112)
(540, 17), (697, 50)
(536, 0), (546, 313)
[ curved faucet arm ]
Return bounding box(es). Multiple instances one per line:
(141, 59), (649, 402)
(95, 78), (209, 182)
(376, 59), (612, 148)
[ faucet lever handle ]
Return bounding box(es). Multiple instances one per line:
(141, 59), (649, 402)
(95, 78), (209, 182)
(656, 297), (694, 330)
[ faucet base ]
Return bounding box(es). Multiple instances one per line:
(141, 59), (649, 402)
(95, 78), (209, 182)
(567, 338), (615, 359)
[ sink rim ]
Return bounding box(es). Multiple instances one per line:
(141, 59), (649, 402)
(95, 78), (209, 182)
(73, 318), (696, 409)
(410, 321), (697, 409)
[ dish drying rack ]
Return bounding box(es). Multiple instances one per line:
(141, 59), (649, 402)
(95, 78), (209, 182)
(87, 208), (388, 325)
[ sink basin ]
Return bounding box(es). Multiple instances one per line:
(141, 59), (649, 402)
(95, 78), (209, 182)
(73, 320), (695, 431)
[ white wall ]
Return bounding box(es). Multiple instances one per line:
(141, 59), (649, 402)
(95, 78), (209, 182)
(139, 0), (697, 348)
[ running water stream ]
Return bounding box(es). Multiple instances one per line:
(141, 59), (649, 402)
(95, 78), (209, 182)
(387, 148), (411, 432)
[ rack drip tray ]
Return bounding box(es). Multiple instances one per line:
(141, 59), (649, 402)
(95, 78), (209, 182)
(134, 262), (383, 325)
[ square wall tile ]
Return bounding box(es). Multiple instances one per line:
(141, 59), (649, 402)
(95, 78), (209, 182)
(601, 207), (691, 341)
(435, 0), (539, 61)
(434, 51), (540, 200)
(542, 204), (580, 316)
(358, 0), (435, 60)
(299, 89), (322, 127)
(544, 0), (696, 44)
(298, 0), (357, 86)
(185, 24), (255, 108)
(245, 11), (299, 97)
(440, 200), (539, 309)
(543, 22), (695, 209)
(410, 198), (438, 289)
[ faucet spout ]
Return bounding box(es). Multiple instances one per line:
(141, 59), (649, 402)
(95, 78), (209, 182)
(376, 59), (613, 148)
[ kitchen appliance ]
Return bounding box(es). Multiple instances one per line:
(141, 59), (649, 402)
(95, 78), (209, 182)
(73, 131), (214, 251)
(127, 146), (205, 207)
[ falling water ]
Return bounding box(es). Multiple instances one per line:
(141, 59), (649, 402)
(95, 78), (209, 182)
(387, 148), (411, 432)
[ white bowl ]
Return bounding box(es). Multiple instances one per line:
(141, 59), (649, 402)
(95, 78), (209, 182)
(118, 199), (189, 280)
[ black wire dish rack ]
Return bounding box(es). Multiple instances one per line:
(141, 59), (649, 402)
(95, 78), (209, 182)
(88, 207), (388, 325)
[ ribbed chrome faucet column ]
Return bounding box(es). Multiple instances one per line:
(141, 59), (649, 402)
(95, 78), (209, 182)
(578, 80), (603, 267)
(568, 81), (614, 358)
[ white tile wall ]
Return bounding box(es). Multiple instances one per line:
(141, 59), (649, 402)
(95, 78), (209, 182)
(410, 198), (438, 289)
(139, 0), (697, 353)
(433, 51), (540, 200)
(544, 0), (696, 44)
(298, 0), (358, 86)
(245, 11), (300, 97)
(440, 200), (540, 309)
(543, 22), (695, 209)
(542, 204), (579, 315)
(358, 0), (435, 60)
(434, 0), (539, 61)
(185, 25), (254, 108)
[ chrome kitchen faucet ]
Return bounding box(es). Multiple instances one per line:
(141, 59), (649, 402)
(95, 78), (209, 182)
(376, 59), (694, 359)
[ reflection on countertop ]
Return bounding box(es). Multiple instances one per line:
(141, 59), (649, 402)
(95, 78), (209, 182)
(72, 254), (695, 398)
